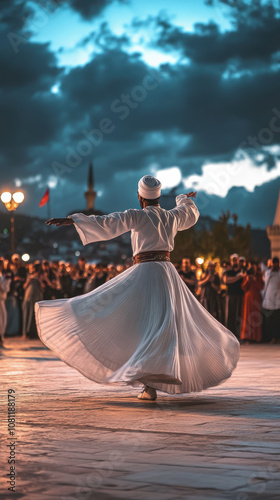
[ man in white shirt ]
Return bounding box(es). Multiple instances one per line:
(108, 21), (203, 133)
(36, 175), (239, 402)
(0, 259), (11, 347)
(262, 257), (280, 343)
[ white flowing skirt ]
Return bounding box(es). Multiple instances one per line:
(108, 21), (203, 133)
(35, 262), (240, 394)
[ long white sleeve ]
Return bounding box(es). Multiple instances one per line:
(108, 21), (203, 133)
(170, 194), (200, 231)
(70, 209), (140, 246)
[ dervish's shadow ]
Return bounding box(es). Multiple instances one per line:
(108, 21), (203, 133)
(19, 345), (49, 351)
(0, 352), (58, 361)
(0, 343), (56, 359)
(103, 396), (280, 419)
(2, 345), (48, 351)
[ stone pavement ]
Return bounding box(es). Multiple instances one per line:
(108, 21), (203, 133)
(1, 338), (280, 500)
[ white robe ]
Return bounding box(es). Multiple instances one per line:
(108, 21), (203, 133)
(35, 195), (240, 394)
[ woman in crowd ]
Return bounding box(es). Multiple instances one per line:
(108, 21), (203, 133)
(240, 262), (264, 343)
(22, 263), (44, 339)
(0, 259), (11, 346)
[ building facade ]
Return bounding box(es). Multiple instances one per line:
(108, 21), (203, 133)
(267, 188), (280, 259)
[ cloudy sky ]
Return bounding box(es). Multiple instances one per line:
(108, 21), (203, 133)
(1, 0), (280, 228)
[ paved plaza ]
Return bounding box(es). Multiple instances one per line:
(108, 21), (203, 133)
(1, 338), (280, 500)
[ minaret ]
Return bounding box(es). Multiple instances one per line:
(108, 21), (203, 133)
(84, 162), (96, 211)
(267, 188), (280, 259)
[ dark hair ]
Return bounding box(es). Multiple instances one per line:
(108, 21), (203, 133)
(247, 268), (254, 276)
(34, 263), (41, 274)
(142, 197), (160, 205)
(273, 257), (279, 265)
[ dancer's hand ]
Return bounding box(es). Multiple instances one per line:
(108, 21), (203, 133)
(45, 218), (73, 226)
(186, 191), (197, 198)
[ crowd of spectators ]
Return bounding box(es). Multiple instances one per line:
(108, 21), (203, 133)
(0, 254), (130, 343)
(0, 252), (279, 345)
(177, 254), (280, 344)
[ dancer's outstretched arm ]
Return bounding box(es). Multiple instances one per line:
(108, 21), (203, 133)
(171, 192), (199, 231)
(46, 209), (141, 246)
(46, 218), (73, 226)
(46, 193), (197, 227)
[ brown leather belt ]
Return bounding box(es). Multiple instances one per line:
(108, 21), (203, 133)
(133, 250), (170, 265)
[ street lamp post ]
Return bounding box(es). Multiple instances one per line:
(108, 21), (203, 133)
(10, 211), (15, 255)
(0, 191), (24, 254)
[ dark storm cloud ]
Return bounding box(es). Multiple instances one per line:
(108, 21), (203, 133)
(77, 23), (130, 49)
(0, 40), (60, 90)
(68, 0), (129, 20)
(205, 0), (278, 30)
(128, 6), (280, 159)
(149, 4), (280, 66)
(0, 0), (33, 32)
(33, 15), (280, 229)
(199, 176), (280, 228)
(0, 35), (64, 157)
(0, 0), (65, 176)
(59, 42), (280, 160)
(50, 7), (280, 227)
(60, 47), (148, 112)
(1, 0), (279, 229)
(79, 22), (130, 50)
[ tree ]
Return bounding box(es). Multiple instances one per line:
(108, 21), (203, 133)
(172, 211), (252, 263)
(171, 227), (198, 263)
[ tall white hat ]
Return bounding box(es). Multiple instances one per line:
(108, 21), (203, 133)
(138, 175), (162, 199)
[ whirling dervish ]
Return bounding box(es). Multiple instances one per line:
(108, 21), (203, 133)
(35, 175), (240, 401)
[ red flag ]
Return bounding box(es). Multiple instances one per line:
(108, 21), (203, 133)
(39, 188), (50, 207)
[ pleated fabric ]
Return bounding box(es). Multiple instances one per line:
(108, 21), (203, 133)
(35, 261), (240, 394)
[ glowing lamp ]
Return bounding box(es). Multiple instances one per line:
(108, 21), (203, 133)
(196, 257), (204, 265)
(13, 192), (24, 204)
(1, 192), (12, 203)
